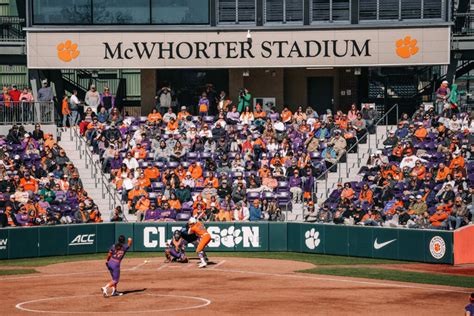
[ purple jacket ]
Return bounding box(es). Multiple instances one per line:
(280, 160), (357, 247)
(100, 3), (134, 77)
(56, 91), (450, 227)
(289, 176), (302, 188)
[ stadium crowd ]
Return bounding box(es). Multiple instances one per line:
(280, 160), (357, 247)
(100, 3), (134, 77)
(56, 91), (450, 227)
(2, 80), (472, 230)
(70, 84), (382, 223)
(0, 123), (109, 227)
(313, 96), (474, 230)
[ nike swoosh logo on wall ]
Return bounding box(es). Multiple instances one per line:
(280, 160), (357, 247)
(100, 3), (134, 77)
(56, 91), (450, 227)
(373, 238), (397, 250)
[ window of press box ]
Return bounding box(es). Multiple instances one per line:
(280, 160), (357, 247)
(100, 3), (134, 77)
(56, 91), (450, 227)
(218, 0), (256, 23)
(311, 0), (350, 23)
(359, 0), (443, 21)
(151, 0), (209, 24)
(33, 0), (92, 24)
(265, 0), (304, 23)
(93, 0), (150, 24)
(32, 0), (210, 25)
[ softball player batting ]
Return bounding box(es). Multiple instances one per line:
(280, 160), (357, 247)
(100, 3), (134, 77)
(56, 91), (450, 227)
(187, 217), (211, 268)
(101, 235), (133, 297)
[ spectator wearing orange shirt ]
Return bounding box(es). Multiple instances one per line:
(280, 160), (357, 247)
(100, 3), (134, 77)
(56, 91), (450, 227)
(188, 161), (203, 180)
(435, 163), (451, 183)
(128, 185), (148, 209)
(204, 171), (219, 188)
(177, 106), (191, 121)
(340, 182), (355, 203)
(137, 173), (151, 189)
(131, 143), (147, 160)
(449, 151), (465, 169)
(359, 184), (374, 205)
(168, 192), (182, 210)
(44, 134), (56, 150)
(410, 161), (426, 180)
(413, 122), (428, 141)
(147, 108), (162, 125)
(166, 117), (179, 135)
(281, 107), (292, 123)
(20, 173), (38, 193)
(143, 164), (160, 181)
(429, 208), (448, 229)
(135, 195), (151, 222)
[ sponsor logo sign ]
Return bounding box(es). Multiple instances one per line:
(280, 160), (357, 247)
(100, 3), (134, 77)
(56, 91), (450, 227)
(429, 236), (446, 260)
(0, 238), (7, 250)
(69, 234), (95, 246)
(373, 238), (397, 250)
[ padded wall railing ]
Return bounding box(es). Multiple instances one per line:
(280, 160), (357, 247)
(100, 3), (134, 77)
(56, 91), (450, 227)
(0, 223), (456, 264)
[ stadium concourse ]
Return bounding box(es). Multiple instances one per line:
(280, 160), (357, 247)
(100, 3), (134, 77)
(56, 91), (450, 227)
(0, 81), (473, 230)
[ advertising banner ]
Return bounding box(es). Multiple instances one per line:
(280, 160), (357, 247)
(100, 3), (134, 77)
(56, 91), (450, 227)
(27, 27), (450, 69)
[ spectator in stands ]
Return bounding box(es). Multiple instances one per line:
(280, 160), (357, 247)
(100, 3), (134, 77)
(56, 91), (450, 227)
(447, 197), (468, 230)
(156, 84), (173, 114)
(37, 80), (54, 102)
(85, 85), (100, 113)
(100, 86), (115, 112)
(69, 90), (81, 127)
(249, 199), (262, 221)
(435, 81), (450, 114)
(74, 203), (90, 223)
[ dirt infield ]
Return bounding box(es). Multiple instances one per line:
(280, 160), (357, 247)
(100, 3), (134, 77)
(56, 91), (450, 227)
(0, 257), (470, 315)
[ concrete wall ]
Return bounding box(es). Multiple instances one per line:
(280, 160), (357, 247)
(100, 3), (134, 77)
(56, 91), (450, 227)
(140, 69), (157, 115)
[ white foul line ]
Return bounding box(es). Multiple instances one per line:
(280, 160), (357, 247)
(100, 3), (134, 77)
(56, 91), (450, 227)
(130, 261), (150, 271)
(207, 267), (471, 294)
(209, 260), (226, 269)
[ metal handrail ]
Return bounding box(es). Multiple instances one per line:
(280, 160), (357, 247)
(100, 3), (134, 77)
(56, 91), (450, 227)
(0, 101), (55, 125)
(69, 127), (127, 222)
(315, 104), (399, 201)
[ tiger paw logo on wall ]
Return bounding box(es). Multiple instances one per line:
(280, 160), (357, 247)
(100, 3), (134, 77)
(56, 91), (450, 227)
(395, 36), (419, 59)
(57, 40), (80, 62)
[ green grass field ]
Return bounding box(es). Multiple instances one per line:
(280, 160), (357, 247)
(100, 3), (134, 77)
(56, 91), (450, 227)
(0, 252), (471, 288)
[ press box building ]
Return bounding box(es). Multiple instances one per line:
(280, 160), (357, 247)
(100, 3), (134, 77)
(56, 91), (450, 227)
(6, 0), (467, 114)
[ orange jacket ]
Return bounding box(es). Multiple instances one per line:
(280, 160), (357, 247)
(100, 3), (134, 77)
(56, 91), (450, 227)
(144, 167), (160, 180)
(188, 165), (203, 180)
(148, 112), (162, 123)
(429, 212), (448, 226)
(414, 127), (428, 140)
(359, 189), (374, 204)
(435, 167), (451, 182)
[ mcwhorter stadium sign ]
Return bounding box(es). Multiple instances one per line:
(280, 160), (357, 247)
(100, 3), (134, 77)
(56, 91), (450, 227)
(27, 27), (450, 68)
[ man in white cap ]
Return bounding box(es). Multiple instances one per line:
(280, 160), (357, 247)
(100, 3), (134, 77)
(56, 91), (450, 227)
(435, 80), (450, 115)
(37, 79), (54, 102)
(85, 84), (100, 113)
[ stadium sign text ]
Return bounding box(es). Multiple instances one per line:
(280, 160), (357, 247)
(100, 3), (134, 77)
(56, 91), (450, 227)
(103, 40), (370, 60)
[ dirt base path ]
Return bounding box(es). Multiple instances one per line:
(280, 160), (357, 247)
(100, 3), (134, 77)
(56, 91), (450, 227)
(0, 257), (470, 315)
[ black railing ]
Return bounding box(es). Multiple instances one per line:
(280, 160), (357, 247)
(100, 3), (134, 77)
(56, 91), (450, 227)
(453, 12), (474, 37)
(0, 16), (25, 42)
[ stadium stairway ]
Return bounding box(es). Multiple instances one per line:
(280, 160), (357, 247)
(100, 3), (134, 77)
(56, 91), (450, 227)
(58, 127), (117, 221)
(314, 125), (397, 204)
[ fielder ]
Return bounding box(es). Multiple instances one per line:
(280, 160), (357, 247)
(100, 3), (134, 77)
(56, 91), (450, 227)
(164, 230), (188, 263)
(187, 217), (211, 268)
(102, 235), (132, 297)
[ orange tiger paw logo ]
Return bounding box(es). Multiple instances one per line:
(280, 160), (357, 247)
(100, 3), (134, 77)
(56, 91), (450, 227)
(57, 40), (80, 62)
(395, 36), (419, 59)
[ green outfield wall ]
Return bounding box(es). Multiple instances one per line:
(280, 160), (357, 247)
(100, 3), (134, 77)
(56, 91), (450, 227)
(0, 223), (454, 264)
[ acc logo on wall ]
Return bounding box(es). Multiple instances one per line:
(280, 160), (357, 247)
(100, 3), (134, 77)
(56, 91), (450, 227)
(57, 40), (80, 62)
(429, 236), (446, 259)
(69, 234), (95, 246)
(395, 36), (419, 59)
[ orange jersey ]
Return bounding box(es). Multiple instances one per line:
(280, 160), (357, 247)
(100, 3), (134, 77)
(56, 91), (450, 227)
(189, 221), (208, 237)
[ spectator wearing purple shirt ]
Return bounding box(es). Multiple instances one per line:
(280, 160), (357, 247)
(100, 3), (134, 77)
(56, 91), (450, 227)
(289, 169), (303, 204)
(226, 105), (240, 125)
